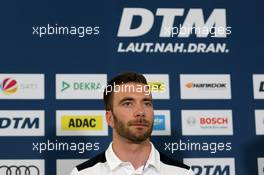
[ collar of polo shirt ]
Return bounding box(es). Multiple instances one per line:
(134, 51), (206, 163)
(105, 142), (161, 172)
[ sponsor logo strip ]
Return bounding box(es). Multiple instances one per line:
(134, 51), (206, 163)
(0, 110), (45, 136)
(183, 158), (235, 175)
(56, 110), (108, 136)
(181, 110), (233, 136)
(255, 110), (264, 135)
(144, 74), (170, 99)
(0, 74), (44, 99)
(56, 74), (107, 99)
(253, 74), (264, 99)
(0, 159), (44, 175)
(180, 74), (231, 99)
(152, 110), (171, 136)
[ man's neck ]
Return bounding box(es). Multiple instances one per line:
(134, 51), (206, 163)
(112, 137), (151, 170)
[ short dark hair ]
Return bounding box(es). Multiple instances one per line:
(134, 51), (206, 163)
(103, 72), (148, 110)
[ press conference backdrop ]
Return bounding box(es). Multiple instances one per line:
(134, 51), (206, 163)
(0, 0), (263, 175)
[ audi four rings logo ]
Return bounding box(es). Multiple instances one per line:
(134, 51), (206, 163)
(0, 165), (39, 175)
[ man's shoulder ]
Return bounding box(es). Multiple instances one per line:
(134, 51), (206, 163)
(75, 152), (107, 172)
(159, 152), (190, 170)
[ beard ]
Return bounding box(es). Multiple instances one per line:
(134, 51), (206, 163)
(112, 112), (153, 144)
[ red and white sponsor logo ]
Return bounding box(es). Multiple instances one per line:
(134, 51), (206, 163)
(200, 117), (228, 125)
(182, 110), (233, 135)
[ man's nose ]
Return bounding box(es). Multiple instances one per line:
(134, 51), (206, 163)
(134, 104), (145, 117)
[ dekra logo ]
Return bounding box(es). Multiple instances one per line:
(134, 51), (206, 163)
(61, 81), (70, 92)
(61, 81), (101, 91)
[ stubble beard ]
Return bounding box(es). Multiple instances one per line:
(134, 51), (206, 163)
(112, 113), (153, 144)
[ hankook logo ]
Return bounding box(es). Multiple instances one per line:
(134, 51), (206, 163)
(180, 74), (231, 99)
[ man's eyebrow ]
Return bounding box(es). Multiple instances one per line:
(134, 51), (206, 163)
(143, 97), (152, 102)
(118, 97), (134, 104)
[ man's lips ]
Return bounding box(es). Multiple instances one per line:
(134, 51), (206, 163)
(130, 123), (149, 127)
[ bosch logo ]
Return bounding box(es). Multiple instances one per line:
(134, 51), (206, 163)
(0, 165), (39, 175)
(200, 117), (228, 125)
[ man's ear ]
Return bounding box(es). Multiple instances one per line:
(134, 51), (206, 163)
(106, 110), (114, 128)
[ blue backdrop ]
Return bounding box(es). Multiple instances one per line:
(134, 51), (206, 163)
(1, 0), (263, 175)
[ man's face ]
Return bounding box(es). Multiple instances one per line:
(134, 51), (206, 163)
(109, 82), (154, 143)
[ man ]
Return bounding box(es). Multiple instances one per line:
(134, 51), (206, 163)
(71, 72), (194, 175)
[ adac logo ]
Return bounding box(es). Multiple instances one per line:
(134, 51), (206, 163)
(148, 82), (165, 92)
(185, 82), (226, 89)
(0, 78), (18, 95)
(153, 115), (165, 130)
(61, 115), (103, 131)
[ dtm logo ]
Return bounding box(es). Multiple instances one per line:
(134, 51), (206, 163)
(184, 158), (235, 175)
(118, 8), (228, 38)
(0, 78), (18, 95)
(0, 165), (39, 175)
(253, 75), (264, 99)
(0, 117), (39, 129)
(154, 115), (165, 130)
(259, 81), (264, 92)
(0, 111), (44, 136)
(191, 165), (230, 175)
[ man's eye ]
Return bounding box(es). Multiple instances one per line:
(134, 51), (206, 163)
(144, 102), (152, 107)
(123, 102), (132, 106)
